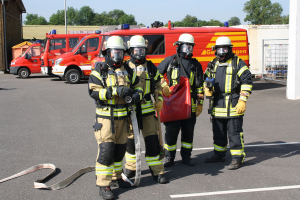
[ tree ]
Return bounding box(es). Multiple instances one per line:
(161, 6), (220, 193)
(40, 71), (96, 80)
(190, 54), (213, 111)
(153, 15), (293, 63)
(24, 13), (48, 25)
(181, 15), (198, 27)
(118, 14), (137, 25)
(108, 9), (125, 24)
(228, 17), (241, 26)
(76, 6), (95, 25)
(205, 19), (223, 26)
(282, 15), (289, 24)
(243, 0), (283, 25)
(67, 7), (78, 25)
(49, 10), (64, 25)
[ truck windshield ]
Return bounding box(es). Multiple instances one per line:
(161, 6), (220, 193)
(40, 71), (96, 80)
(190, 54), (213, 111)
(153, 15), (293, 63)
(71, 37), (86, 52)
(19, 45), (32, 57)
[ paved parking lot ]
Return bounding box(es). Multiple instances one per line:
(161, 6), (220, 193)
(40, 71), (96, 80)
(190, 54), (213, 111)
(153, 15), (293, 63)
(1, 74), (300, 200)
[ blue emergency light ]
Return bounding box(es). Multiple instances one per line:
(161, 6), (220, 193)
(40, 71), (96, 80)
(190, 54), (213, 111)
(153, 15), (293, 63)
(224, 21), (229, 27)
(95, 30), (101, 34)
(118, 24), (130, 30)
(50, 29), (56, 34)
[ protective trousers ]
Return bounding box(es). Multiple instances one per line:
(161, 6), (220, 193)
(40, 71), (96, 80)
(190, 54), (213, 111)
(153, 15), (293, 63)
(94, 117), (127, 187)
(212, 117), (245, 163)
(125, 115), (164, 176)
(164, 113), (196, 160)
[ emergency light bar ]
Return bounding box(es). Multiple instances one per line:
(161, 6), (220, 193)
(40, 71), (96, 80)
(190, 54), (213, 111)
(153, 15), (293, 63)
(95, 30), (101, 34)
(118, 24), (130, 30)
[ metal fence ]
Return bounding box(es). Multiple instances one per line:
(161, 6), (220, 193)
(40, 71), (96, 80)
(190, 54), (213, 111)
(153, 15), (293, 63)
(262, 39), (289, 82)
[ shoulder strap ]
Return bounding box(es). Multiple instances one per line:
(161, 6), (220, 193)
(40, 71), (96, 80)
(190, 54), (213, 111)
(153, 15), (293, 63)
(231, 54), (241, 93)
(146, 61), (155, 79)
(123, 62), (132, 82)
(175, 54), (189, 78)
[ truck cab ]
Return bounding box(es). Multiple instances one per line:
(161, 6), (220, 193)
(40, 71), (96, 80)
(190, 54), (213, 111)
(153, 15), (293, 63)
(10, 43), (42, 78)
(52, 33), (102, 84)
(41, 30), (87, 75)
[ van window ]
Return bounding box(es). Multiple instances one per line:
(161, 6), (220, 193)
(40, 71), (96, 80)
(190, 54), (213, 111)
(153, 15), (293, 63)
(144, 35), (165, 55)
(69, 38), (79, 48)
(82, 38), (99, 53)
(50, 38), (66, 50)
(32, 46), (41, 57)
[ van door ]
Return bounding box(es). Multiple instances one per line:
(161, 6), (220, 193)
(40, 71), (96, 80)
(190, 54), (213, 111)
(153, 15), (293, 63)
(77, 37), (100, 75)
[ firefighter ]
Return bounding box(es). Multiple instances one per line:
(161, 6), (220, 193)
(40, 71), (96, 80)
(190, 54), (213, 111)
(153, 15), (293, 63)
(157, 33), (204, 167)
(88, 36), (143, 199)
(122, 35), (168, 184)
(204, 36), (253, 170)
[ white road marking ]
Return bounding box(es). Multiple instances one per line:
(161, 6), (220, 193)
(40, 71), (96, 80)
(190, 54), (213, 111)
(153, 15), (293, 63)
(170, 185), (300, 198)
(141, 142), (300, 153)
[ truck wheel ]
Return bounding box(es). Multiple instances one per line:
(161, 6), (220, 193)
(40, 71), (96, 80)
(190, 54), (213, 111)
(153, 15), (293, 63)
(65, 69), (81, 84)
(18, 68), (30, 78)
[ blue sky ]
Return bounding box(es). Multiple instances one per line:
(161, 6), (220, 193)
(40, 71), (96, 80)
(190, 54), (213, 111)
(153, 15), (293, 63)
(22, 0), (290, 26)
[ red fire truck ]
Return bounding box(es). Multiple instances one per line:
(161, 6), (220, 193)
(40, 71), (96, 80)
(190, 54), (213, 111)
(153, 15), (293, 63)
(53, 21), (249, 83)
(40, 30), (89, 76)
(10, 43), (43, 78)
(51, 33), (102, 84)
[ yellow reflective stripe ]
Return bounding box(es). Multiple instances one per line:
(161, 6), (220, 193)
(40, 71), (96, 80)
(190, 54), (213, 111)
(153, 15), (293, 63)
(161, 82), (168, 87)
(111, 87), (117, 96)
(192, 100), (196, 112)
(164, 143), (177, 151)
(91, 71), (102, 81)
(241, 84), (252, 91)
(214, 144), (227, 152)
(172, 68), (178, 85)
(199, 100), (204, 105)
(107, 98), (115, 105)
(132, 71), (137, 84)
(230, 149), (244, 155)
(225, 66), (232, 93)
(154, 70), (160, 80)
(213, 63), (218, 78)
(214, 32), (246, 35)
(134, 87), (143, 91)
(147, 160), (163, 166)
(205, 69), (210, 76)
(158, 96), (163, 102)
(181, 142), (193, 149)
(99, 89), (107, 100)
(237, 66), (248, 77)
(206, 42), (247, 48)
(239, 96), (247, 102)
(211, 36), (246, 41)
(96, 107), (128, 117)
(107, 74), (115, 87)
(212, 111), (243, 117)
(142, 107), (155, 114)
(125, 152), (136, 161)
(189, 71), (194, 86)
(145, 73), (150, 95)
(95, 164), (113, 175)
(145, 155), (160, 161)
(113, 161), (123, 172)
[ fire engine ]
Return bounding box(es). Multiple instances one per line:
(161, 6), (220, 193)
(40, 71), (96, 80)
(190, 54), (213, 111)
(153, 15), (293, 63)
(52, 21), (249, 84)
(40, 30), (90, 76)
(51, 33), (102, 84)
(10, 43), (43, 78)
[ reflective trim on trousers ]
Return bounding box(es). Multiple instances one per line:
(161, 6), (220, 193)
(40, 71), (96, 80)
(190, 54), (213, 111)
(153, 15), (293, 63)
(214, 144), (227, 152)
(164, 143), (177, 151)
(181, 142), (193, 149)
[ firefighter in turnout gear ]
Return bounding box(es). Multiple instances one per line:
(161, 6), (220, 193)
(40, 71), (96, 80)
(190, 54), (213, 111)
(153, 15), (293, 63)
(204, 36), (252, 170)
(88, 36), (143, 199)
(157, 33), (204, 167)
(123, 35), (168, 184)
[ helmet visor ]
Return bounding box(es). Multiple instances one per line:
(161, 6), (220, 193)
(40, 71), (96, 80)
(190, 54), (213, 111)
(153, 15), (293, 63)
(180, 44), (193, 54)
(133, 47), (146, 58)
(217, 47), (228, 56)
(110, 49), (124, 60)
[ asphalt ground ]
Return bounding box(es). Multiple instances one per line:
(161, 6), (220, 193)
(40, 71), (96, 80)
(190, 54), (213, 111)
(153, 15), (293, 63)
(1, 74), (300, 200)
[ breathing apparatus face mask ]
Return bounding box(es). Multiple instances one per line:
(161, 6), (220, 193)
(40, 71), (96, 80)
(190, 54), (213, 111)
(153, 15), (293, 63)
(216, 47), (229, 61)
(180, 44), (193, 58)
(131, 47), (146, 61)
(109, 49), (124, 65)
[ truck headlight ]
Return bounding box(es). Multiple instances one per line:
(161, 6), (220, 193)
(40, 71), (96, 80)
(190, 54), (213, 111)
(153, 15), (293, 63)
(55, 58), (63, 65)
(11, 62), (15, 65)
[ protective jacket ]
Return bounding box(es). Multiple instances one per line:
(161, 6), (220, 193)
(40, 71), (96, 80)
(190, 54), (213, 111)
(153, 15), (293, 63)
(157, 54), (204, 111)
(89, 62), (143, 119)
(204, 54), (252, 118)
(126, 58), (163, 117)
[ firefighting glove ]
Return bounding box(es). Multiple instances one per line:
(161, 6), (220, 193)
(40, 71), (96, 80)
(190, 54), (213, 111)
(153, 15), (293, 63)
(235, 100), (246, 114)
(117, 86), (133, 98)
(163, 86), (172, 97)
(154, 100), (163, 111)
(204, 87), (213, 97)
(196, 104), (203, 117)
(131, 91), (141, 104)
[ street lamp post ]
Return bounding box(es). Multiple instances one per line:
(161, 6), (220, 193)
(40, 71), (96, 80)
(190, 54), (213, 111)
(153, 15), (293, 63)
(64, 0), (67, 34)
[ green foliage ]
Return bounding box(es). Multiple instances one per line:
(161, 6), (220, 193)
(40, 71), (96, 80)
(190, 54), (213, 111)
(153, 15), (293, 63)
(228, 17), (241, 26)
(243, 0), (285, 24)
(49, 10), (65, 25)
(281, 15), (289, 24)
(24, 13), (48, 25)
(76, 6), (95, 25)
(170, 15), (223, 27)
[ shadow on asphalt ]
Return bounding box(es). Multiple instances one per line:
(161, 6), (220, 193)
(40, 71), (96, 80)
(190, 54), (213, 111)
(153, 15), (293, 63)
(16, 75), (56, 79)
(0, 88), (17, 90)
(252, 82), (286, 91)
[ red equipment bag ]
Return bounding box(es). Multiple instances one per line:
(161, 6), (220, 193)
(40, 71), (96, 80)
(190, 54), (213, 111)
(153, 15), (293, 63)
(159, 76), (191, 123)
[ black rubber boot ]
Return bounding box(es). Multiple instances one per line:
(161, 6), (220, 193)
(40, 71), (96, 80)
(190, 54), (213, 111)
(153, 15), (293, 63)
(153, 174), (168, 184)
(110, 180), (118, 188)
(228, 160), (242, 170)
(182, 157), (195, 166)
(124, 169), (136, 179)
(164, 157), (175, 167)
(99, 186), (115, 200)
(205, 155), (226, 163)
(117, 178), (132, 188)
